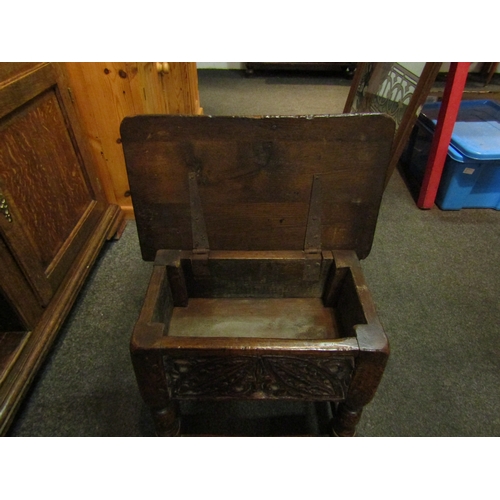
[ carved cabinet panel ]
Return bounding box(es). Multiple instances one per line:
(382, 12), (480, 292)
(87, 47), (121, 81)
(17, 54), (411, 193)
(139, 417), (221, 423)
(0, 62), (122, 435)
(0, 63), (108, 306)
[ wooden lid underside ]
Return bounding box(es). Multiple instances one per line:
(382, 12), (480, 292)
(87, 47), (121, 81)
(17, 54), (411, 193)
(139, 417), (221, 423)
(120, 114), (395, 261)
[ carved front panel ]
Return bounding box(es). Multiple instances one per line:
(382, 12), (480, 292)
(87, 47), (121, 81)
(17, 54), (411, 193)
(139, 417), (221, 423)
(0, 64), (108, 303)
(163, 354), (355, 401)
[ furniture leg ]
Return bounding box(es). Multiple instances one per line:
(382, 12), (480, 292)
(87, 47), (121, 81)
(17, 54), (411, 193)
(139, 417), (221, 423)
(329, 349), (387, 437)
(331, 402), (363, 437)
(151, 401), (181, 437)
(130, 345), (181, 436)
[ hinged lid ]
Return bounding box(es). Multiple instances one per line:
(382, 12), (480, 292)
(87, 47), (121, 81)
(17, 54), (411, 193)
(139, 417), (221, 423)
(121, 114), (395, 261)
(421, 100), (500, 161)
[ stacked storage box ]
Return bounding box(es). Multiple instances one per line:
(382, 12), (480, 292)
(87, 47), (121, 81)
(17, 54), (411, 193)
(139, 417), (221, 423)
(402, 100), (500, 210)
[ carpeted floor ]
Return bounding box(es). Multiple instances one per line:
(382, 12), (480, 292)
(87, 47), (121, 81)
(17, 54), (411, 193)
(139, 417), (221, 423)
(8, 69), (500, 436)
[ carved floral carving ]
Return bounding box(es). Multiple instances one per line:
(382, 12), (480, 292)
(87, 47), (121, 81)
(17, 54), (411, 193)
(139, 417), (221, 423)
(163, 354), (354, 400)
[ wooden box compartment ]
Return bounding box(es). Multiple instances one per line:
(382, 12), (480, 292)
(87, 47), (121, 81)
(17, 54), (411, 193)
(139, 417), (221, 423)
(145, 249), (371, 342)
(121, 114), (395, 436)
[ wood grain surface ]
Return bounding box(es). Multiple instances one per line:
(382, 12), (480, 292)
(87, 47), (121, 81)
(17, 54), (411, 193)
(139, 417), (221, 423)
(64, 62), (202, 218)
(168, 298), (340, 339)
(121, 114), (395, 260)
(0, 90), (92, 268)
(0, 62), (122, 435)
(126, 113), (393, 437)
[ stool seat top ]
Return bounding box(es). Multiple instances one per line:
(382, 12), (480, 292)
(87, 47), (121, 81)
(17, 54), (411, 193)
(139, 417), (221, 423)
(120, 114), (395, 261)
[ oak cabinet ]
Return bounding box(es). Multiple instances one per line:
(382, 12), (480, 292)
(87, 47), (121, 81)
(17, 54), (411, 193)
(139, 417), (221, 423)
(0, 62), (123, 434)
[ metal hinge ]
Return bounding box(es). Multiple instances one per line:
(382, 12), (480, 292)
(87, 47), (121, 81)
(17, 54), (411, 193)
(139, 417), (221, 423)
(303, 174), (322, 281)
(188, 172), (210, 277)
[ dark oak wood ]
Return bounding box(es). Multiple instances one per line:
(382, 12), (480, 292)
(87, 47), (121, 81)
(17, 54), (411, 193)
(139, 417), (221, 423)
(0, 63), (123, 435)
(0, 237), (44, 330)
(123, 114), (393, 436)
(0, 332), (29, 377)
(0, 63), (109, 304)
(121, 114), (395, 261)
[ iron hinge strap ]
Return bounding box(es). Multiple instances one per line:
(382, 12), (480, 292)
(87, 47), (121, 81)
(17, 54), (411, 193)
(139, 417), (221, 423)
(303, 174), (322, 281)
(188, 172), (210, 276)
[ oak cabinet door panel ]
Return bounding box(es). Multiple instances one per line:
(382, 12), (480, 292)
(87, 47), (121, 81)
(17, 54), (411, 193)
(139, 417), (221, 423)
(0, 63), (107, 305)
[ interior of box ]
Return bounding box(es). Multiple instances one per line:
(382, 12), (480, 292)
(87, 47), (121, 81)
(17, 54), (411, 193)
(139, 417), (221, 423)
(158, 252), (366, 341)
(121, 113), (395, 346)
(168, 298), (340, 340)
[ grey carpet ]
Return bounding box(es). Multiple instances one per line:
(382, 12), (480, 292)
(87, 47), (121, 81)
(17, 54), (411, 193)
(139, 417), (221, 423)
(8, 69), (500, 436)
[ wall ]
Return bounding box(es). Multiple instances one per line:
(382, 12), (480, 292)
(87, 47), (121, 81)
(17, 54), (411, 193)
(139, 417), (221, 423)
(197, 62), (245, 69)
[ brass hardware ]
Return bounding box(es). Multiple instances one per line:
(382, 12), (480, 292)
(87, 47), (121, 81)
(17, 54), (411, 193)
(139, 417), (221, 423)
(156, 62), (170, 75)
(0, 192), (12, 223)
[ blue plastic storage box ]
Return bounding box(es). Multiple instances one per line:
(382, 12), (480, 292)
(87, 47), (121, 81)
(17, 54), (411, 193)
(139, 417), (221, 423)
(402, 100), (500, 210)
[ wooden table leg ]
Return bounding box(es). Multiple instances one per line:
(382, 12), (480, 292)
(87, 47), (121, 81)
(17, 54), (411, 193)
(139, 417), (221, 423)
(151, 402), (181, 437)
(331, 402), (363, 437)
(131, 348), (181, 437)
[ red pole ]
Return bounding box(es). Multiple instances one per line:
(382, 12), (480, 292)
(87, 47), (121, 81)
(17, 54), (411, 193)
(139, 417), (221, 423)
(417, 63), (470, 209)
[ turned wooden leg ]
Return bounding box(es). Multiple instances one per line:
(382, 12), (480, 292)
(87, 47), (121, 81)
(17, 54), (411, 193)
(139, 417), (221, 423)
(151, 401), (181, 437)
(331, 402), (363, 437)
(131, 346), (181, 437)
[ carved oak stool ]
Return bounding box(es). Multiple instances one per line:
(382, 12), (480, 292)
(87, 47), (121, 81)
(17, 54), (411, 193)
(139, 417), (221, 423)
(121, 114), (394, 436)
